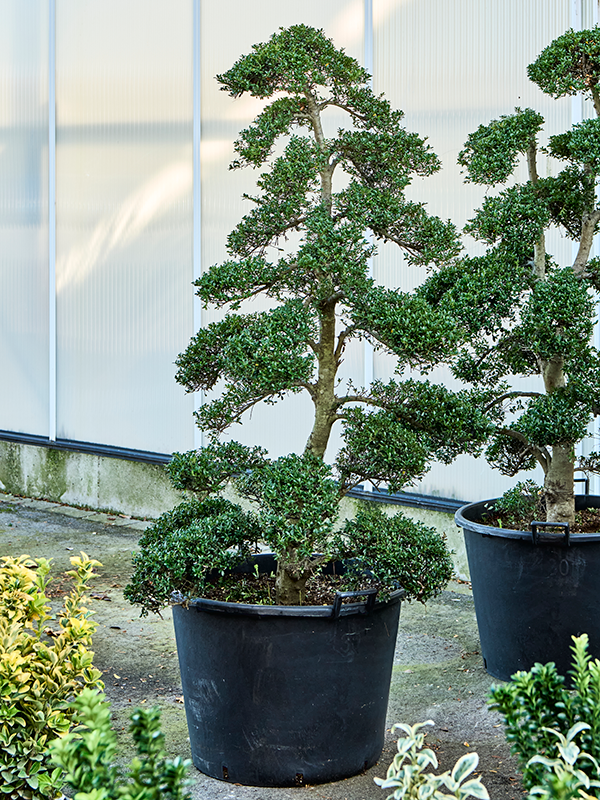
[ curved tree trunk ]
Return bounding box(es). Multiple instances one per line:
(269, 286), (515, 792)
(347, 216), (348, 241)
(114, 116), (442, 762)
(305, 303), (338, 460)
(544, 443), (575, 525)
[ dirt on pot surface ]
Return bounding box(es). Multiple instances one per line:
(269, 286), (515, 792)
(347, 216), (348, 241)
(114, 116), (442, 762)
(0, 492), (524, 800)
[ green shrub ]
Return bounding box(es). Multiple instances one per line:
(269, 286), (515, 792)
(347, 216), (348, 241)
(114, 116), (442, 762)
(493, 479), (544, 528)
(335, 504), (455, 603)
(375, 720), (489, 800)
(126, 449), (455, 613)
(49, 687), (191, 800)
(489, 634), (600, 790)
(0, 553), (103, 799)
(124, 495), (262, 615)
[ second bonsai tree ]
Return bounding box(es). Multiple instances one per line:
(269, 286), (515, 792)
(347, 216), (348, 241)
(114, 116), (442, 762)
(125, 25), (492, 613)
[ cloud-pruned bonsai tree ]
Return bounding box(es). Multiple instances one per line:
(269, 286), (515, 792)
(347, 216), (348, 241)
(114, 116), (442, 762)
(419, 27), (600, 526)
(126, 25), (491, 612)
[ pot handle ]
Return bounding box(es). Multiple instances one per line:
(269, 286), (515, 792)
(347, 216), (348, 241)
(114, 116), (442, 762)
(331, 588), (378, 619)
(530, 520), (570, 547)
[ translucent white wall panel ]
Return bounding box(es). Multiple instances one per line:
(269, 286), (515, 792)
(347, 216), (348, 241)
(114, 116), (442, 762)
(0, 1), (49, 435)
(200, 0), (364, 459)
(55, 0), (194, 452)
(373, 0), (574, 500)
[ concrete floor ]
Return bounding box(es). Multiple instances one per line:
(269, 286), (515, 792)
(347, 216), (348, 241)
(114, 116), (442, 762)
(0, 491), (522, 800)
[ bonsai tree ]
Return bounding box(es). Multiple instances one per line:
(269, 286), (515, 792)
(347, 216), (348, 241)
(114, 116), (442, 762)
(126, 25), (491, 612)
(419, 26), (600, 526)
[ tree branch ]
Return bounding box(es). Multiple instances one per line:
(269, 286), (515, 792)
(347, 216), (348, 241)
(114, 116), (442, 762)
(592, 85), (600, 118)
(306, 93), (334, 212)
(334, 325), (357, 361)
(484, 391), (544, 413)
(498, 427), (550, 473)
(573, 209), (600, 275)
(526, 142), (546, 280)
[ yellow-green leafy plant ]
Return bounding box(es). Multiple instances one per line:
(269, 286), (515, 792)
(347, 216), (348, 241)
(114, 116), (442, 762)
(50, 687), (191, 800)
(0, 553), (103, 799)
(375, 720), (489, 800)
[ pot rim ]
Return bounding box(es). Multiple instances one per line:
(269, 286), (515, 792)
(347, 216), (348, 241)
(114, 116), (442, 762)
(175, 552), (405, 618)
(455, 495), (600, 543)
(181, 589), (404, 618)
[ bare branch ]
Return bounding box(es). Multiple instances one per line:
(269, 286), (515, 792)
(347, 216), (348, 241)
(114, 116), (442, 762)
(333, 393), (383, 410)
(334, 325), (357, 361)
(498, 427), (550, 473)
(484, 391), (544, 413)
(573, 209), (600, 275)
(526, 143), (547, 280)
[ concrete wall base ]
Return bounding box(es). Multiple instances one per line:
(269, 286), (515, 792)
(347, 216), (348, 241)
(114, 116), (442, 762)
(0, 440), (182, 520)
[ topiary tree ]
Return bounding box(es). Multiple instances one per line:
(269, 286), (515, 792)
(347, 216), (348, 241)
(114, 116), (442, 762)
(420, 26), (600, 525)
(127, 24), (490, 610)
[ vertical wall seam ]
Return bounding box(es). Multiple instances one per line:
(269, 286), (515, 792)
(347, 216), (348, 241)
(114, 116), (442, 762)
(48, 0), (57, 441)
(594, 0), (600, 494)
(193, 0), (203, 450)
(363, 0), (374, 407)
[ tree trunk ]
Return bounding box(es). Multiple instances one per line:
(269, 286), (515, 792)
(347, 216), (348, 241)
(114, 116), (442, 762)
(540, 355), (575, 525)
(305, 303), (338, 459)
(544, 443), (575, 525)
(275, 558), (309, 605)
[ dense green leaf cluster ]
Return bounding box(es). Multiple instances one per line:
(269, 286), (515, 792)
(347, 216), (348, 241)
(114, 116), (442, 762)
(519, 269), (594, 364)
(549, 118), (600, 170)
(336, 380), (494, 493)
(336, 505), (454, 603)
(236, 453), (338, 562)
(464, 183), (550, 250)
(50, 687), (191, 799)
(527, 27), (600, 100)
(492, 479), (543, 527)
(124, 497), (261, 615)
(168, 442), (268, 495)
(458, 109), (544, 186)
(217, 24), (369, 100)
(538, 167), (595, 239)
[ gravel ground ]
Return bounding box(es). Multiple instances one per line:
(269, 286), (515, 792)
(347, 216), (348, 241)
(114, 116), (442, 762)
(0, 491), (524, 800)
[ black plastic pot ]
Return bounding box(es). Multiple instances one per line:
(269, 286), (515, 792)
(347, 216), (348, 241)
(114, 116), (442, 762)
(456, 495), (600, 681)
(171, 554), (403, 787)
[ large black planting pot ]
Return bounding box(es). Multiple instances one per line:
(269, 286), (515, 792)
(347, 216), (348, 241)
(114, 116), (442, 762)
(171, 554), (403, 787)
(456, 495), (600, 682)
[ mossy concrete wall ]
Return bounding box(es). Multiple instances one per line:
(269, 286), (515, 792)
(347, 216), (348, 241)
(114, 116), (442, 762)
(0, 441), (182, 519)
(0, 440), (469, 579)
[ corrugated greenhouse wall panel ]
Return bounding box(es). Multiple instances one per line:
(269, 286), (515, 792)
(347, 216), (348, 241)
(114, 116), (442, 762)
(371, 0), (580, 502)
(199, 0), (365, 460)
(54, 0), (194, 453)
(0, 1), (49, 436)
